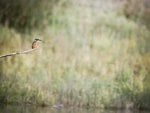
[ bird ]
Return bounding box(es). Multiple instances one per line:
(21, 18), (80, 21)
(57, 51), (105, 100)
(32, 38), (42, 49)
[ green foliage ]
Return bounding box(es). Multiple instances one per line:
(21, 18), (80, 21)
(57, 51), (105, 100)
(0, 0), (149, 109)
(0, 0), (68, 32)
(123, 0), (150, 30)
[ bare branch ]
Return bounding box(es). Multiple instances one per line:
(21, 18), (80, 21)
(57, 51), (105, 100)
(0, 48), (39, 58)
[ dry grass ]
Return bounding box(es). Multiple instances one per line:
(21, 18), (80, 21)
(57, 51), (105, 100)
(0, 0), (149, 109)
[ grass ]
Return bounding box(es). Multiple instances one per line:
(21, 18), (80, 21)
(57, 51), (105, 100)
(0, 0), (150, 109)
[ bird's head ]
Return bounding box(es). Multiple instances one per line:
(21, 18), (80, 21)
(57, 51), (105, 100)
(35, 38), (42, 41)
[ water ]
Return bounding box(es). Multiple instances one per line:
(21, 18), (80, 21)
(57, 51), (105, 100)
(0, 105), (150, 113)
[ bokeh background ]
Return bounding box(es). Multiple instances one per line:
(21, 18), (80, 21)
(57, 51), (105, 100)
(0, 0), (150, 109)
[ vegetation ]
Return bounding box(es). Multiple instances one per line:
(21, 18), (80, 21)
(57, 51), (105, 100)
(0, 0), (149, 109)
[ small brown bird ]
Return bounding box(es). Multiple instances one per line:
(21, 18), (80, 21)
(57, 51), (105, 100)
(32, 39), (42, 49)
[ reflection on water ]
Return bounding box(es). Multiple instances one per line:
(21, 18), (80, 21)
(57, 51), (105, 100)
(0, 105), (149, 113)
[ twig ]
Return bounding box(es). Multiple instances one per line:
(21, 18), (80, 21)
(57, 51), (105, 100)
(0, 48), (39, 58)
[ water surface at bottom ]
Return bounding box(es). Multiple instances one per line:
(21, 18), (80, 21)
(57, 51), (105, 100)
(0, 105), (150, 113)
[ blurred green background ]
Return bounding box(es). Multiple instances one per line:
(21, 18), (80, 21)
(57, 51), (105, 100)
(0, 0), (150, 109)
